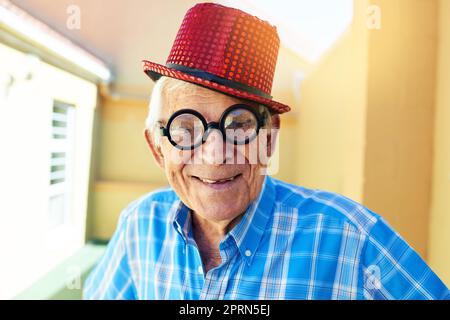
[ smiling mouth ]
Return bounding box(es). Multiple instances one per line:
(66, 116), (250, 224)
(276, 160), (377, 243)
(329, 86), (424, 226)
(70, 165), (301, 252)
(191, 174), (242, 185)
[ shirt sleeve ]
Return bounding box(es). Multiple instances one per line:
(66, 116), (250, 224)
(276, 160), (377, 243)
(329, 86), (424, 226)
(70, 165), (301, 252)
(361, 216), (450, 300)
(83, 209), (137, 300)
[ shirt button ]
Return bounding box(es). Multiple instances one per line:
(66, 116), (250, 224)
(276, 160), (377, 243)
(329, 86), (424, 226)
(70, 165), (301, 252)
(198, 266), (203, 274)
(245, 249), (252, 257)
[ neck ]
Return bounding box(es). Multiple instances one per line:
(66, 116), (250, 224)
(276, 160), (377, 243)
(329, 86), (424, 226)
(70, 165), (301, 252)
(191, 212), (243, 272)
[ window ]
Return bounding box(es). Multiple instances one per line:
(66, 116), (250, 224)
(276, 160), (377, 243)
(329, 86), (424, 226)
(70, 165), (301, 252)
(48, 101), (76, 229)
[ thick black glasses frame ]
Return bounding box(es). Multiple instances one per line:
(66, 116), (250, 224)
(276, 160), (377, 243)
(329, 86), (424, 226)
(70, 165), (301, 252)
(159, 103), (267, 150)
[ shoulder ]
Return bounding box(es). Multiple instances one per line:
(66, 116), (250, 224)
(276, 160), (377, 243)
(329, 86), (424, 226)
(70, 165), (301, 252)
(269, 177), (380, 236)
(117, 186), (180, 226)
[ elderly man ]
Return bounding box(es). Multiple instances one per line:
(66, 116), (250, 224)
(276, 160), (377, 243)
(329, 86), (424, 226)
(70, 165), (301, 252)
(84, 3), (449, 300)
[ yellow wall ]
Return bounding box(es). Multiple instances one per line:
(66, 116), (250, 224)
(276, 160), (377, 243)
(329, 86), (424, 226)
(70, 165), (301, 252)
(87, 96), (166, 240)
(270, 46), (305, 184)
(428, 0), (450, 286)
(292, 0), (444, 264)
(363, 0), (438, 259)
(95, 97), (165, 183)
(294, 0), (369, 203)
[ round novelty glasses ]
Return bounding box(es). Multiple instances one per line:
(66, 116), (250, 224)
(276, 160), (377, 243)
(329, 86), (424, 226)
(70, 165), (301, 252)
(159, 104), (268, 150)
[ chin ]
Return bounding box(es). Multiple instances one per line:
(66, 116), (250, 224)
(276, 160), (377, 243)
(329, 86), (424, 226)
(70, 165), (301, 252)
(195, 200), (247, 223)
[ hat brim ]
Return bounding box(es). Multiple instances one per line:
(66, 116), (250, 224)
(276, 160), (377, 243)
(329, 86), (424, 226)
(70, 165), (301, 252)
(142, 60), (290, 114)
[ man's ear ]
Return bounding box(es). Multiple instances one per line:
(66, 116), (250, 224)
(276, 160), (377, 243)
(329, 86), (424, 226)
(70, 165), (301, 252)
(144, 129), (165, 169)
(266, 114), (280, 157)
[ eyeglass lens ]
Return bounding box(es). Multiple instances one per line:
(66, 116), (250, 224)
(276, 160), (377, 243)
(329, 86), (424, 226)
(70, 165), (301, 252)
(168, 107), (259, 149)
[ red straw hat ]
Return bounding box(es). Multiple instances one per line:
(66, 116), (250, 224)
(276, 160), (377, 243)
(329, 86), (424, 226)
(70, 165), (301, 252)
(142, 2), (290, 114)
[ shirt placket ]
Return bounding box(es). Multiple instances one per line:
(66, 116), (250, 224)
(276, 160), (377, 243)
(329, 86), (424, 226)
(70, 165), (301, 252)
(199, 237), (237, 299)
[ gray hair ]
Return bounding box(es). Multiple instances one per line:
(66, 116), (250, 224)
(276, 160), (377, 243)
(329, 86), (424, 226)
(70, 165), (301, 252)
(145, 76), (192, 147)
(145, 76), (274, 147)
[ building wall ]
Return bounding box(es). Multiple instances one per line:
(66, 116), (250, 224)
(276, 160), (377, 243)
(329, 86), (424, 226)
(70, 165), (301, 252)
(363, 0), (438, 259)
(428, 0), (450, 286)
(87, 96), (166, 240)
(295, 0), (369, 203)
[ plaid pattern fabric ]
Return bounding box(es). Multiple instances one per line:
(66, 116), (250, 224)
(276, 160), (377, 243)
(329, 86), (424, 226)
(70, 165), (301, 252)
(83, 176), (449, 300)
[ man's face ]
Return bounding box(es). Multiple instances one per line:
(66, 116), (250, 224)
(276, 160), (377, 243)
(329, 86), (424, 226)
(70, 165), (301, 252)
(146, 82), (276, 225)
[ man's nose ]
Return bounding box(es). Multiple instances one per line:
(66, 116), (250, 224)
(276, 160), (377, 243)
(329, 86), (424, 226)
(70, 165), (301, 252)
(197, 129), (226, 165)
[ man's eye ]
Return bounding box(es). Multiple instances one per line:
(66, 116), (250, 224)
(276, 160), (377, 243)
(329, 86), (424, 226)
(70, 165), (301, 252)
(227, 119), (253, 130)
(226, 121), (239, 129)
(174, 127), (194, 135)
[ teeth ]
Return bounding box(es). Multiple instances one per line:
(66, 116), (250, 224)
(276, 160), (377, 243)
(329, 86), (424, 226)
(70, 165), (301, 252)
(199, 176), (237, 184)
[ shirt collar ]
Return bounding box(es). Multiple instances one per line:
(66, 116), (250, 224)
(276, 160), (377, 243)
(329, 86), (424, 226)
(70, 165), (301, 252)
(228, 176), (275, 265)
(172, 200), (191, 245)
(172, 176), (275, 265)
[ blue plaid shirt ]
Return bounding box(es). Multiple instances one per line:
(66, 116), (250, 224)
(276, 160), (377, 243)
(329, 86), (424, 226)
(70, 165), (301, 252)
(84, 176), (449, 300)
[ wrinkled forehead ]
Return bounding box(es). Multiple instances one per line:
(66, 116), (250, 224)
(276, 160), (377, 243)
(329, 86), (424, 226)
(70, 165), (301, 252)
(162, 80), (259, 122)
